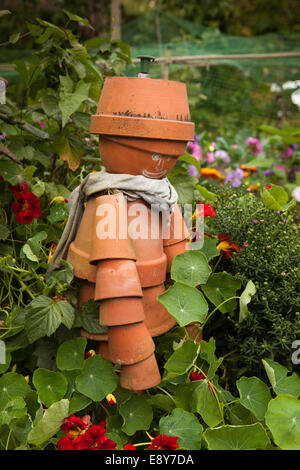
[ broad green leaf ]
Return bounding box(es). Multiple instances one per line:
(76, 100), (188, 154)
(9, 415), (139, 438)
(261, 184), (296, 212)
(146, 394), (175, 413)
(195, 184), (216, 202)
(239, 280), (256, 322)
(204, 423), (270, 450)
(265, 395), (300, 450)
(69, 392), (92, 414)
(199, 238), (220, 261)
(59, 75), (91, 127)
(63, 9), (94, 29)
(178, 153), (201, 174)
(262, 358), (300, 397)
(199, 338), (223, 379)
(158, 282), (208, 327)
(159, 408), (203, 450)
(237, 376), (272, 420)
(56, 337), (87, 371)
(41, 94), (59, 116)
(0, 372), (30, 408)
(120, 394), (153, 436)
(227, 402), (257, 425)
(171, 251), (211, 287)
(0, 397), (27, 425)
(27, 399), (69, 446)
(32, 369), (68, 407)
(169, 173), (197, 204)
(164, 340), (200, 380)
(202, 272), (241, 313)
(47, 204), (69, 224)
(191, 380), (222, 427)
(81, 299), (108, 334)
(0, 160), (22, 185)
(9, 32), (20, 44)
(58, 134), (84, 171)
(25, 296), (75, 343)
(75, 355), (118, 401)
(21, 244), (38, 262)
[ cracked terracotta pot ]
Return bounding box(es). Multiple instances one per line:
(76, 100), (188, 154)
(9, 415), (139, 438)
(142, 283), (176, 337)
(100, 296), (145, 326)
(120, 352), (161, 390)
(94, 259), (143, 300)
(108, 322), (155, 365)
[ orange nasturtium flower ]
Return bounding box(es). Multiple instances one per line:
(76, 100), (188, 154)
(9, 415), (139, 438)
(47, 242), (58, 264)
(217, 234), (239, 259)
(200, 168), (224, 181)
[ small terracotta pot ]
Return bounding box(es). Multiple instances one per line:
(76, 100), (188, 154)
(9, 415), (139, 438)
(80, 328), (108, 342)
(94, 259), (143, 301)
(97, 341), (110, 361)
(164, 239), (190, 273)
(78, 280), (95, 308)
(67, 196), (97, 283)
(119, 352), (161, 390)
(108, 322), (155, 365)
(142, 283), (177, 336)
(90, 193), (136, 264)
(100, 297), (145, 326)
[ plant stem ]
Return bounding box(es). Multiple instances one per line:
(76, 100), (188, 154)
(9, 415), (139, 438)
(201, 296), (240, 330)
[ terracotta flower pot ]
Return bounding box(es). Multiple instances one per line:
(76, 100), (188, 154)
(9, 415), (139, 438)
(78, 280), (95, 308)
(164, 239), (190, 273)
(163, 204), (190, 247)
(94, 259), (143, 301)
(119, 352), (161, 390)
(108, 322), (155, 365)
(97, 341), (110, 361)
(89, 193), (136, 264)
(142, 283), (177, 336)
(100, 297), (145, 326)
(80, 328), (108, 342)
(67, 196), (97, 283)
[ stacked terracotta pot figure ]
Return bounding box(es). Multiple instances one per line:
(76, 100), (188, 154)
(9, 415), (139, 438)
(67, 59), (195, 390)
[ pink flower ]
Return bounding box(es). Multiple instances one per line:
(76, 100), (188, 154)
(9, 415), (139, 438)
(206, 151), (215, 163)
(37, 121), (46, 129)
(246, 137), (263, 155)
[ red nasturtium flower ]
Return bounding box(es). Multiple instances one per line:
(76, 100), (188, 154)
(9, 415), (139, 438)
(57, 415), (117, 451)
(10, 183), (41, 224)
(190, 371), (215, 393)
(123, 444), (137, 450)
(217, 234), (239, 259)
(146, 434), (179, 451)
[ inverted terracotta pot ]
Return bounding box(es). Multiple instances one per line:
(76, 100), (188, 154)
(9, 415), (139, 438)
(164, 239), (190, 273)
(99, 136), (185, 178)
(94, 259), (143, 301)
(97, 341), (110, 361)
(100, 297), (145, 326)
(142, 284), (177, 337)
(90, 193), (136, 264)
(80, 328), (108, 342)
(67, 196), (97, 283)
(78, 280), (95, 308)
(108, 322), (155, 365)
(163, 204), (190, 246)
(120, 352), (161, 390)
(91, 77), (194, 142)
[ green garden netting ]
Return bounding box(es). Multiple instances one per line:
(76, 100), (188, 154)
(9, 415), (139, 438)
(123, 10), (300, 134)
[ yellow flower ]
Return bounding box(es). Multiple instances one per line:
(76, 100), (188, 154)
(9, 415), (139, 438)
(50, 196), (67, 205)
(106, 393), (117, 405)
(25, 375), (30, 383)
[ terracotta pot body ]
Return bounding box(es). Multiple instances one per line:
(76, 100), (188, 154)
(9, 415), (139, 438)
(65, 71), (195, 391)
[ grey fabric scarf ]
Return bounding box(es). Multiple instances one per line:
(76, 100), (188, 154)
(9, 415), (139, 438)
(46, 169), (178, 278)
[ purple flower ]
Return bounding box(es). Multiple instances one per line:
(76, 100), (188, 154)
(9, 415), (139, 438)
(246, 137), (263, 155)
(225, 168), (244, 187)
(292, 186), (300, 203)
(215, 149), (230, 163)
(188, 134), (202, 161)
(290, 143), (298, 150)
(264, 169), (274, 176)
(188, 165), (200, 178)
(0, 133), (7, 140)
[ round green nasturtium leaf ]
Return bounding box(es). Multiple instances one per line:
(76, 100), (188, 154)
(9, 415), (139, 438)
(265, 395), (300, 450)
(262, 358), (300, 397)
(164, 340), (200, 380)
(204, 423), (270, 450)
(201, 272), (241, 313)
(0, 372), (31, 408)
(69, 392), (92, 414)
(159, 408), (203, 450)
(237, 376), (272, 421)
(120, 394), (153, 436)
(171, 251), (211, 287)
(75, 355), (118, 402)
(27, 399), (69, 446)
(56, 337), (87, 371)
(158, 282), (208, 327)
(191, 380), (222, 428)
(0, 397), (27, 425)
(33, 368), (68, 408)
